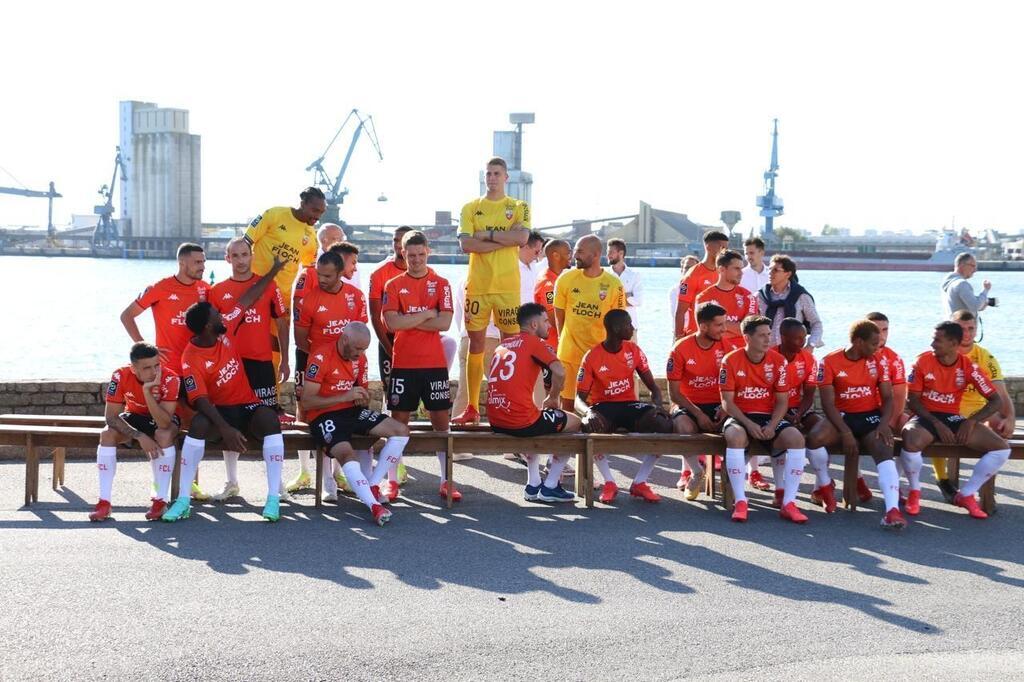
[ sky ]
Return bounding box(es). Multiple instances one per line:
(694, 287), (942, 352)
(2, 1), (1023, 236)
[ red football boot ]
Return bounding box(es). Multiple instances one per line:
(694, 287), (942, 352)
(773, 488), (784, 508)
(954, 493), (988, 519)
(880, 507), (907, 529)
(856, 476), (873, 504)
(676, 468), (692, 491)
(89, 499), (112, 522)
(144, 499), (167, 521)
(904, 489), (921, 516)
(439, 481), (463, 502)
(371, 503), (392, 526)
(384, 480), (400, 503)
(749, 470), (772, 491)
(812, 482), (837, 513)
(629, 482), (660, 503)
(779, 501), (808, 524)
(451, 405), (481, 426)
(598, 481), (619, 504)
(731, 499), (749, 522)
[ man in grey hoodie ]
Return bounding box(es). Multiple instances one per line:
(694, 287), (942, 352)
(942, 253), (991, 318)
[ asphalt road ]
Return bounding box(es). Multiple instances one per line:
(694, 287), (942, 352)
(2, 453), (1023, 681)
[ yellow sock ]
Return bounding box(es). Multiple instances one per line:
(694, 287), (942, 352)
(467, 352), (484, 411)
(932, 456), (948, 481)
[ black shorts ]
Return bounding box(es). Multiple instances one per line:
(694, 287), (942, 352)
(723, 413), (793, 454)
(295, 348), (308, 388)
(841, 410), (883, 439)
(216, 403), (263, 435)
(243, 358), (278, 408)
(378, 339), (394, 393)
(309, 407), (389, 448)
(491, 409), (568, 437)
(910, 413), (966, 439)
(388, 367), (452, 412)
(121, 412), (181, 439)
(587, 401), (658, 433)
(671, 402), (720, 424)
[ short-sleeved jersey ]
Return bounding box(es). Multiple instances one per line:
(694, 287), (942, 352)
(678, 263), (718, 335)
(817, 348), (889, 413)
(302, 346), (370, 422)
(210, 276), (285, 361)
(244, 206), (317, 306)
(577, 341), (650, 404)
(368, 257), (407, 332)
(908, 351), (996, 415)
(180, 309), (259, 407)
(106, 365), (181, 417)
(486, 332), (559, 429)
(875, 346), (907, 387)
(296, 282), (368, 353)
(719, 348), (789, 415)
(666, 334), (737, 405)
(534, 267), (560, 351)
(553, 269), (627, 365)
(695, 284), (758, 340)
(776, 346), (818, 410)
(381, 269), (454, 369)
(960, 344), (1003, 416)
(135, 276), (211, 374)
(458, 196), (530, 296)
(292, 265), (318, 322)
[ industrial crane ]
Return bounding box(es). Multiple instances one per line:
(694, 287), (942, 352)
(306, 109), (384, 226)
(92, 147), (127, 247)
(0, 181), (62, 239)
(755, 118), (784, 240)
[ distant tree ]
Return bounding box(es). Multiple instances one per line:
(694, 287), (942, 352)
(774, 227), (807, 243)
(821, 224), (840, 236)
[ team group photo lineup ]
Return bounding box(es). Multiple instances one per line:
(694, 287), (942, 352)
(87, 155), (1016, 530)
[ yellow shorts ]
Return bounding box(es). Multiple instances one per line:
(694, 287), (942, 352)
(560, 360), (581, 401)
(465, 292), (519, 334)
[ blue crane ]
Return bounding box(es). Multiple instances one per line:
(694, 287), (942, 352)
(92, 146), (127, 247)
(305, 109), (383, 226)
(755, 118), (784, 240)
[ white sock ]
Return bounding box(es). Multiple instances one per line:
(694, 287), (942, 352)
(437, 451), (448, 483)
(783, 448), (806, 505)
(148, 457), (159, 491)
(595, 454), (615, 484)
(155, 447), (175, 502)
(526, 454), (541, 487)
(960, 448), (1011, 496)
(298, 449), (312, 476)
(683, 454), (703, 476)
(876, 459), (900, 512)
(388, 463), (399, 482)
(771, 456), (786, 488)
(97, 445), (117, 501)
(355, 450), (373, 478)
(263, 434), (284, 498)
(807, 446), (831, 487)
(544, 456), (566, 488)
(342, 461), (378, 510)
(633, 455), (658, 484)
(370, 436), (410, 486)
(900, 449), (923, 491)
(725, 448), (748, 502)
(177, 436), (206, 502)
(324, 454), (338, 496)
(223, 450), (240, 485)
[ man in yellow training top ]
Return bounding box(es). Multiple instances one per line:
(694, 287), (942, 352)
(453, 157), (531, 425)
(243, 186), (325, 393)
(554, 234), (627, 412)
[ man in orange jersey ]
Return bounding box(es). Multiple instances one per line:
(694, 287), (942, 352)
(805, 320), (904, 528)
(674, 230), (731, 339)
(89, 342), (181, 523)
(534, 239), (571, 354)
(488, 303), (581, 503)
(301, 322), (411, 527)
(577, 309), (672, 505)
(368, 225), (413, 406)
(899, 321), (1010, 520)
(667, 302), (739, 500)
(208, 237), (289, 501)
(162, 258), (287, 523)
(719, 315), (807, 524)
(381, 231), (459, 502)
(694, 249), (758, 342)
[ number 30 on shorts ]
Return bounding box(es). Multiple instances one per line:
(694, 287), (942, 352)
(489, 351), (517, 381)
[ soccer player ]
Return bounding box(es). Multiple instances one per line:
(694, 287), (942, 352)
(368, 225), (413, 407)
(606, 238), (643, 342)
(90, 343), (181, 522)
(453, 157), (532, 425)
(694, 250), (758, 342)
(667, 302), (738, 500)
(208, 237), (289, 501)
(769, 318), (820, 494)
(674, 230), (730, 339)
(162, 258), (288, 523)
(899, 321), (1010, 519)
(805, 320), (904, 528)
(719, 315), (808, 524)
(301, 322), (412, 527)
(576, 309), (673, 505)
(488, 303), (582, 503)
(554, 234), (627, 413)
(930, 310), (1016, 501)
(381, 231), (459, 502)
(534, 238), (571, 404)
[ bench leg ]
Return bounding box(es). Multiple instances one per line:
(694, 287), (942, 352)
(315, 450), (323, 509)
(950, 457), (961, 488)
(52, 447), (66, 490)
(171, 449), (182, 500)
(24, 435), (38, 506)
(446, 436), (454, 509)
(721, 457), (734, 510)
(843, 454), (859, 510)
(703, 455), (715, 500)
(583, 442), (594, 508)
(980, 475), (997, 515)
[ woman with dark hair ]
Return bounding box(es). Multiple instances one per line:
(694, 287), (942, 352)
(757, 254), (823, 349)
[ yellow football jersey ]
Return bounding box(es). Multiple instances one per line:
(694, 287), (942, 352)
(458, 196), (530, 295)
(553, 269), (626, 364)
(243, 206), (318, 306)
(960, 343), (1003, 416)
